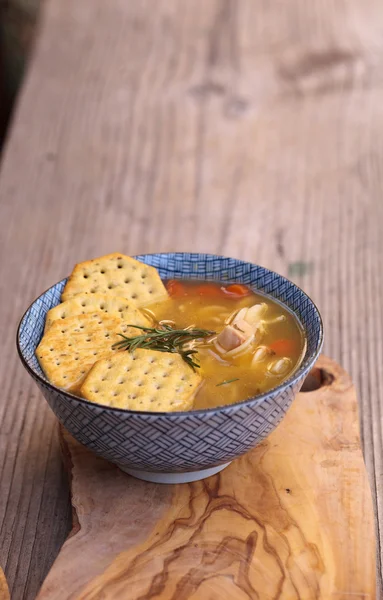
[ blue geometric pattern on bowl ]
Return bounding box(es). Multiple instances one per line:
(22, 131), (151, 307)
(17, 253), (323, 473)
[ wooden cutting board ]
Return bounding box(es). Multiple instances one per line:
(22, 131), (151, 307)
(37, 356), (376, 600)
(0, 568), (9, 600)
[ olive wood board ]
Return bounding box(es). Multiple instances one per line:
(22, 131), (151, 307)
(37, 356), (376, 599)
(0, 568), (9, 600)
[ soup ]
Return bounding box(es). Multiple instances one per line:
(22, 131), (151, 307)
(144, 280), (306, 410)
(36, 251), (306, 412)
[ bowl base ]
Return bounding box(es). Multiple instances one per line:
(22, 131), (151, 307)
(117, 462), (231, 484)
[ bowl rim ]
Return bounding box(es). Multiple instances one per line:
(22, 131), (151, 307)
(16, 252), (324, 417)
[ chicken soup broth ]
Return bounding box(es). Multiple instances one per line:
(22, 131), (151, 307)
(145, 280), (306, 410)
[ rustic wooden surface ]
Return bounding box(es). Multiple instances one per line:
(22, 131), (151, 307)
(0, 0), (382, 598)
(36, 357), (376, 600)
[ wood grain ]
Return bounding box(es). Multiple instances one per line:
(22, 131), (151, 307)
(36, 356), (376, 600)
(0, 0), (382, 597)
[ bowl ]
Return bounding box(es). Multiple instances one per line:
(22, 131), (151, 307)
(17, 253), (323, 484)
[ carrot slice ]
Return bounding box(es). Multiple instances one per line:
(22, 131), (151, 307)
(269, 339), (296, 356)
(166, 280), (187, 297)
(222, 284), (252, 297)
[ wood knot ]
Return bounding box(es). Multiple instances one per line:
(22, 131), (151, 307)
(277, 47), (365, 97)
(224, 96), (249, 119)
(189, 81), (226, 99)
(301, 368), (334, 392)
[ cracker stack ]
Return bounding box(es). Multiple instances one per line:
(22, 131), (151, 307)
(45, 293), (149, 332)
(80, 349), (202, 411)
(35, 253), (201, 412)
(36, 313), (146, 391)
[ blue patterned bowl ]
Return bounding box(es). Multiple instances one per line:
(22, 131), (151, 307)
(17, 253), (323, 483)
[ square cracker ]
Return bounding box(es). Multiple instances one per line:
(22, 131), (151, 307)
(45, 292), (150, 332)
(80, 349), (202, 412)
(61, 253), (168, 306)
(36, 312), (138, 391)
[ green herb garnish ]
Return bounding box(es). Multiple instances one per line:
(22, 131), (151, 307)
(112, 324), (215, 371)
(216, 378), (240, 387)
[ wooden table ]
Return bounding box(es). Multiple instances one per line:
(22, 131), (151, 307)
(0, 1), (382, 598)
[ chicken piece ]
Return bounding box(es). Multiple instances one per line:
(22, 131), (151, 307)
(232, 303), (266, 329)
(216, 302), (267, 354)
(232, 307), (248, 323)
(215, 325), (248, 352)
(232, 318), (254, 337)
(244, 303), (267, 326)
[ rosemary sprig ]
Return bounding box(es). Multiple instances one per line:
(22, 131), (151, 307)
(216, 378), (240, 387)
(112, 324), (215, 371)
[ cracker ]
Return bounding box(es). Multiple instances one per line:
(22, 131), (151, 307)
(36, 312), (137, 390)
(80, 349), (202, 412)
(45, 293), (150, 332)
(62, 253), (168, 307)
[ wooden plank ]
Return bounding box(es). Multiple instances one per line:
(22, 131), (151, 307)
(0, 0), (382, 597)
(37, 357), (376, 599)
